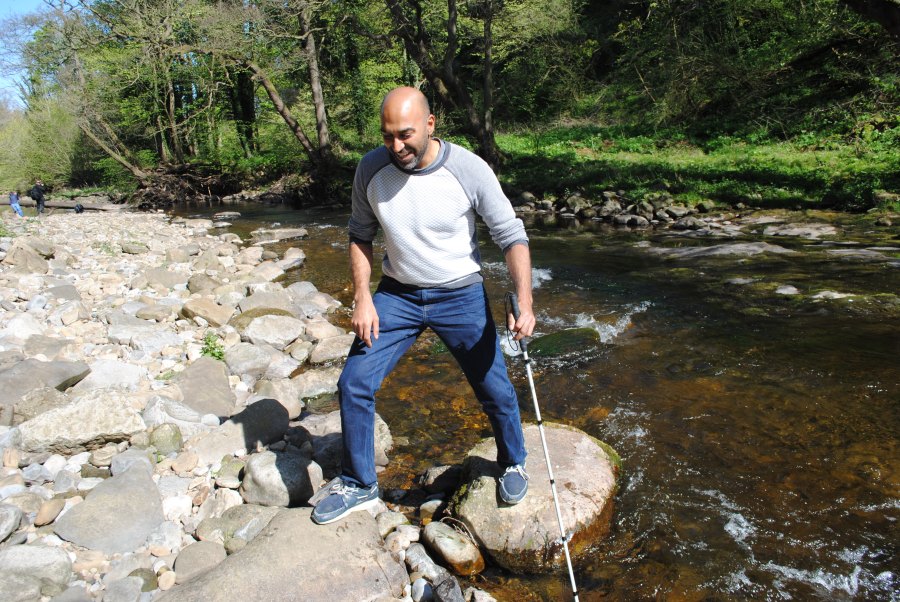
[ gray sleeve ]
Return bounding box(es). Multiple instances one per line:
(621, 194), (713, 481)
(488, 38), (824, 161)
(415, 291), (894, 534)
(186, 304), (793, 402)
(443, 145), (528, 251)
(347, 149), (390, 244)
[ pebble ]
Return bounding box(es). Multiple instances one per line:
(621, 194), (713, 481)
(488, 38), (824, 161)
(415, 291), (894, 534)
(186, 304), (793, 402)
(34, 498), (66, 526)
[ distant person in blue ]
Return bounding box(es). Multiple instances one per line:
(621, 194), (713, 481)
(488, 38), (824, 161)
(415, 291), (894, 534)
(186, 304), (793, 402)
(29, 180), (46, 215)
(9, 191), (23, 218)
(311, 86), (536, 525)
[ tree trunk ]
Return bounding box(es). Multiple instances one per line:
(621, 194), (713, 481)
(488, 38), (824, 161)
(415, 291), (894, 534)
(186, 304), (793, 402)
(482, 0), (497, 169)
(299, 4), (331, 159)
(244, 60), (321, 165)
(841, 0), (900, 37)
(384, 0), (501, 170)
(165, 70), (185, 164)
(79, 123), (149, 184)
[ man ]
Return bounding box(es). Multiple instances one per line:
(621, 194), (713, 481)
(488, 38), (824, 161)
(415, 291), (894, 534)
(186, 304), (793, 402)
(30, 180), (46, 215)
(311, 87), (536, 525)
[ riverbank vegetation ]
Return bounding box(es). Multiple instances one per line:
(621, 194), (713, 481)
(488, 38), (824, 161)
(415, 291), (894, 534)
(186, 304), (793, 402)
(0, 0), (897, 210)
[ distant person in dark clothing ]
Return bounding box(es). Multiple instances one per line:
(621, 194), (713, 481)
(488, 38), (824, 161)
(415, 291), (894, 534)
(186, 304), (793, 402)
(30, 180), (46, 215)
(9, 191), (23, 218)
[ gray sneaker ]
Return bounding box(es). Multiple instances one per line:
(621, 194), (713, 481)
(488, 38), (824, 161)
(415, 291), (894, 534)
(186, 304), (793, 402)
(311, 478), (380, 525)
(498, 464), (529, 504)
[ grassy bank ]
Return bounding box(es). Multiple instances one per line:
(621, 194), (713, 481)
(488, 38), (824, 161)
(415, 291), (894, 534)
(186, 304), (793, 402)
(495, 125), (899, 211)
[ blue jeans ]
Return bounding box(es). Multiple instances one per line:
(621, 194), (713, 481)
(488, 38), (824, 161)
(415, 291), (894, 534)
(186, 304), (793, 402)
(338, 278), (527, 487)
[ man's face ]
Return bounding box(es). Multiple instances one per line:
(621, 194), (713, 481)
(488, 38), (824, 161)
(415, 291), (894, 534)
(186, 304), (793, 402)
(381, 105), (435, 170)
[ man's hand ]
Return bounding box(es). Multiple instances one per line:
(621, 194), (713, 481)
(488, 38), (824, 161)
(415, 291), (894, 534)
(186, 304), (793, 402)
(507, 297), (535, 341)
(352, 295), (379, 347)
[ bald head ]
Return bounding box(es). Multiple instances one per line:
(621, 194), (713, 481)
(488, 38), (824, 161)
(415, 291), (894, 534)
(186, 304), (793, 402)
(380, 86), (438, 170)
(381, 86), (431, 119)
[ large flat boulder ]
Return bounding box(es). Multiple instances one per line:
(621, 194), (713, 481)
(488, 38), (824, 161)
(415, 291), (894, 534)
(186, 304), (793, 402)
(450, 423), (619, 573)
(174, 357), (235, 418)
(156, 508), (406, 602)
(17, 388), (146, 454)
(54, 467), (164, 554)
(0, 359), (90, 425)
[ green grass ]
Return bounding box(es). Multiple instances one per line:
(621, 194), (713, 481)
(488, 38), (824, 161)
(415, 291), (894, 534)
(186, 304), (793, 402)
(497, 124), (900, 211)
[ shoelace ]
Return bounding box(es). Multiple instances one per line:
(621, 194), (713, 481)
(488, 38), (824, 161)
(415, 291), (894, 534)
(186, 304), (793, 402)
(504, 465), (529, 481)
(329, 482), (359, 497)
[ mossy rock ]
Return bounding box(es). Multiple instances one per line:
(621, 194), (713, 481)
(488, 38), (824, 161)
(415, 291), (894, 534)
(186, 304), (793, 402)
(228, 307), (294, 332)
(528, 328), (600, 357)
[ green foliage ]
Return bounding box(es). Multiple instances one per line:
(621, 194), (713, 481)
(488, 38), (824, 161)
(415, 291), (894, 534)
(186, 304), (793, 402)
(498, 123), (898, 211)
(1, 0), (895, 211)
(201, 331), (225, 361)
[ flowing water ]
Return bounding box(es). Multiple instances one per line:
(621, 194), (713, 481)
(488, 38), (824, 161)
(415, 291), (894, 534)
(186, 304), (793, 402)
(179, 202), (899, 601)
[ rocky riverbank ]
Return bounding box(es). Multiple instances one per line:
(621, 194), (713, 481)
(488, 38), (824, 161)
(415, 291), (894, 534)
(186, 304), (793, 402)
(0, 210), (618, 602)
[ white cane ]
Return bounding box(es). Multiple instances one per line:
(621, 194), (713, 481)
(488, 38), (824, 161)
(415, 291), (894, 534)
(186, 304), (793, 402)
(507, 292), (580, 602)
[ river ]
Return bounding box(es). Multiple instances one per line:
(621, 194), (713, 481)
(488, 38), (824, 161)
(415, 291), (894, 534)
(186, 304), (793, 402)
(178, 202), (899, 601)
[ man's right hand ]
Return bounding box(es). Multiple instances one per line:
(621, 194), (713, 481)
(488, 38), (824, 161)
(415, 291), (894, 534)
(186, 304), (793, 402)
(351, 295), (379, 347)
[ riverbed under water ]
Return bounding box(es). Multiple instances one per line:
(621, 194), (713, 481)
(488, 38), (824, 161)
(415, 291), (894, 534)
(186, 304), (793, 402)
(178, 202), (898, 601)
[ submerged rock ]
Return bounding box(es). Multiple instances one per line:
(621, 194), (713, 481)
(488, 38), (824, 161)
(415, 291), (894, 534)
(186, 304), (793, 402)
(527, 328), (601, 357)
(450, 423), (619, 573)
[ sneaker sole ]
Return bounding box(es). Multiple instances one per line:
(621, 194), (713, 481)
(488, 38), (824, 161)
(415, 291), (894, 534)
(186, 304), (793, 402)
(311, 496), (381, 525)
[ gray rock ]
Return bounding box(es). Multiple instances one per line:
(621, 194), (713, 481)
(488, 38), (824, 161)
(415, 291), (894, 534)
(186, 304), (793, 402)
(155, 508), (406, 602)
(0, 572), (42, 602)
(141, 396), (207, 439)
(144, 267), (190, 290)
(0, 503), (23, 541)
(103, 576), (143, 602)
(0, 544), (72, 592)
(49, 300), (90, 326)
(303, 320), (344, 342)
(12, 387), (69, 425)
(1, 239), (49, 272)
(237, 291), (297, 316)
(49, 585), (92, 601)
(186, 399), (289, 466)
(433, 574), (466, 602)
(762, 223), (837, 239)
(251, 380), (304, 420)
(135, 303), (176, 322)
(46, 285), (81, 302)
(131, 329), (183, 354)
(146, 521), (184, 556)
(0, 359), (90, 426)
(309, 333), (356, 364)
(451, 423), (618, 573)
(121, 241), (149, 254)
(291, 366), (341, 399)
(673, 216), (705, 230)
(243, 315), (305, 350)
(297, 410), (392, 473)
(213, 457), (244, 489)
(181, 299), (234, 328)
(376, 510), (410, 539)
(174, 541), (227, 584)
(648, 241), (797, 260)
(423, 521), (484, 575)
(239, 450), (322, 507)
(110, 448), (155, 476)
(18, 388), (146, 454)
(422, 465), (462, 495)
(150, 424), (183, 455)
(71, 359), (145, 392)
(224, 343), (271, 379)
(195, 504), (279, 548)
(54, 466), (164, 554)
(250, 227), (308, 245)
(174, 357), (235, 418)
(187, 274), (222, 294)
(405, 543), (450, 584)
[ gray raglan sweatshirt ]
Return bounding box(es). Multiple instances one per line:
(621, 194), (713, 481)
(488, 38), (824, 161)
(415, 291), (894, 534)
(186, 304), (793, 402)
(348, 140), (528, 289)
